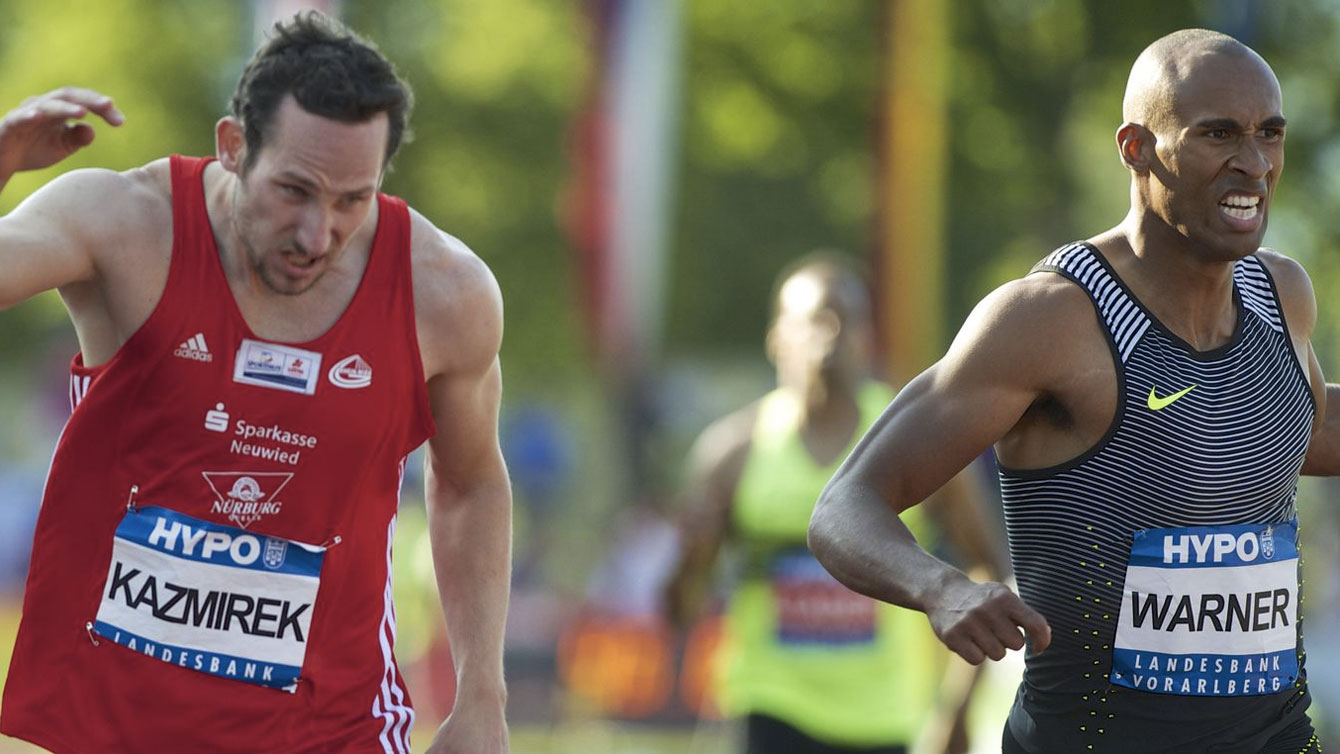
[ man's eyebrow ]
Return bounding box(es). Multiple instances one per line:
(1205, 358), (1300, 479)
(1193, 116), (1288, 131)
(275, 171), (317, 188)
(1194, 118), (1244, 131)
(276, 171), (376, 196)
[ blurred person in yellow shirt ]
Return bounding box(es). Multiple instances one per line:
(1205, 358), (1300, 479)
(665, 253), (1005, 754)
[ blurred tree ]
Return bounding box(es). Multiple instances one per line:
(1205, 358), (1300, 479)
(669, 1), (880, 357)
(349, 0), (592, 396)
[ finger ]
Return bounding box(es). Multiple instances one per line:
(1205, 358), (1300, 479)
(965, 622), (1010, 662)
(985, 611), (1030, 653)
(1010, 602), (1052, 653)
(88, 97), (125, 127)
(62, 122), (96, 150)
(49, 88), (124, 126)
(944, 634), (986, 665)
(6, 101), (81, 127)
(940, 620), (994, 665)
(30, 100), (90, 122)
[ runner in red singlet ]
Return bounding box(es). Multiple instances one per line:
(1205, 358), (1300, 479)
(0, 12), (509, 754)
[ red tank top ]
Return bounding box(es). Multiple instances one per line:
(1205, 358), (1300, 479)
(1, 156), (435, 752)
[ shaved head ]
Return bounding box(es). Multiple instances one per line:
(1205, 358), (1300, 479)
(1115, 28), (1286, 261)
(1122, 29), (1276, 135)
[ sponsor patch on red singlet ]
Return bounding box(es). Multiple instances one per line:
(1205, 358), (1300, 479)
(233, 339), (323, 395)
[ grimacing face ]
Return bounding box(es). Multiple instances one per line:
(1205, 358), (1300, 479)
(229, 96), (388, 296)
(1145, 51), (1284, 261)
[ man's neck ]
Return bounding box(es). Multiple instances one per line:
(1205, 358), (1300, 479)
(1094, 219), (1240, 350)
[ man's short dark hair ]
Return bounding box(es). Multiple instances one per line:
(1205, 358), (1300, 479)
(229, 11), (413, 172)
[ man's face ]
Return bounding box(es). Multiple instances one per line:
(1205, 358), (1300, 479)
(231, 96), (387, 296)
(770, 272), (871, 388)
(1146, 52), (1285, 261)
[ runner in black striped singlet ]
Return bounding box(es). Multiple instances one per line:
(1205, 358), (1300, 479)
(809, 29), (1340, 754)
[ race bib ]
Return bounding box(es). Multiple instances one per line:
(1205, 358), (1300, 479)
(1110, 519), (1299, 696)
(92, 506), (326, 692)
(770, 549), (877, 646)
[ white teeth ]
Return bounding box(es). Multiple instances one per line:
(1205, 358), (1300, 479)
(1222, 195), (1260, 208)
(1223, 205), (1259, 220)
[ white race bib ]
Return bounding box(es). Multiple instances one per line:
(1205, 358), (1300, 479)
(93, 506), (326, 692)
(1110, 519), (1299, 696)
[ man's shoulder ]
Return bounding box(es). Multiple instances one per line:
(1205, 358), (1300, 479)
(406, 208), (503, 375)
(58, 157), (170, 203)
(408, 210), (500, 316)
(1252, 247), (1317, 336)
(1252, 247), (1312, 296)
(942, 268), (1107, 392)
(964, 268), (1097, 339)
(47, 159), (172, 238)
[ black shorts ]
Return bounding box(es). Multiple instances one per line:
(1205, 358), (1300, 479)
(745, 714), (908, 754)
(1003, 716), (1320, 753)
(1002, 685), (1319, 754)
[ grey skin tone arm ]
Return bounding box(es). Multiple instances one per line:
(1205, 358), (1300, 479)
(808, 276), (1080, 664)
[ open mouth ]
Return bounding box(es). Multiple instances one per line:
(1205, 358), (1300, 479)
(282, 251), (319, 270)
(1220, 194), (1261, 222)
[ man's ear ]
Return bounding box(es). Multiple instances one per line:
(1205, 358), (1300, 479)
(216, 117), (246, 174)
(1116, 122), (1153, 174)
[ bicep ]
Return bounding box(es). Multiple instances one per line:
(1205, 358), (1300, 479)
(843, 359), (1034, 512)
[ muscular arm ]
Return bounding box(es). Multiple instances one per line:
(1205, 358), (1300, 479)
(809, 279), (1063, 664)
(0, 88), (123, 309)
(414, 220), (511, 753)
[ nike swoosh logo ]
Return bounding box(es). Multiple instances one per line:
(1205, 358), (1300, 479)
(1147, 384), (1196, 411)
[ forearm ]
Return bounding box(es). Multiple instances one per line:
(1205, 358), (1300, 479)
(426, 474), (513, 699)
(808, 476), (972, 614)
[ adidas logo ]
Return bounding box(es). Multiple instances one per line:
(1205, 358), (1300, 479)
(174, 333), (214, 363)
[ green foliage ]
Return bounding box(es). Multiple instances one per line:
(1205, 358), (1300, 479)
(349, 0), (590, 393)
(669, 0), (880, 356)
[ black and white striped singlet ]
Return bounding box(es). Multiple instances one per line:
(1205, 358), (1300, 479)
(998, 243), (1317, 753)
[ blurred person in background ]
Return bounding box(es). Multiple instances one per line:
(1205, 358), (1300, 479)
(0, 11), (509, 753)
(810, 29), (1340, 754)
(665, 253), (1004, 754)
